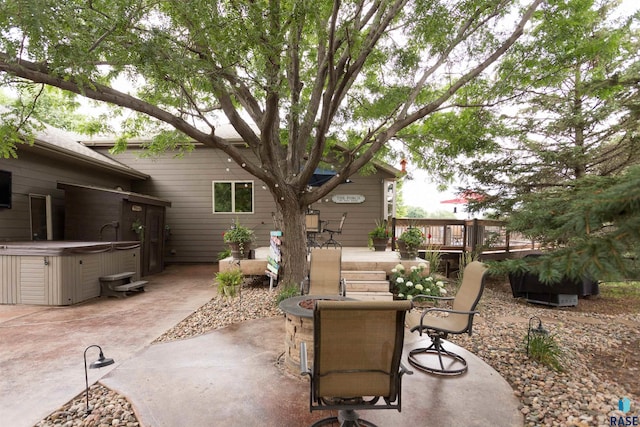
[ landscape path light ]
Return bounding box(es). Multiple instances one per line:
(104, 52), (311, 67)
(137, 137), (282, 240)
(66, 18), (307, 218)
(84, 345), (115, 415)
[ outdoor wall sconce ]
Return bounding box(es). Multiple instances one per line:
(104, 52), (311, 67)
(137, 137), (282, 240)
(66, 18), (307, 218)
(84, 345), (115, 415)
(526, 316), (548, 355)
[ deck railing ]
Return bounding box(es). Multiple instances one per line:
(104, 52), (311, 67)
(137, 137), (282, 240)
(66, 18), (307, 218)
(391, 218), (537, 255)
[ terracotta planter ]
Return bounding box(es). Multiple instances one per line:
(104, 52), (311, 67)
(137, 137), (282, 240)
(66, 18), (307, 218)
(371, 237), (389, 252)
(228, 242), (252, 260)
(396, 240), (418, 260)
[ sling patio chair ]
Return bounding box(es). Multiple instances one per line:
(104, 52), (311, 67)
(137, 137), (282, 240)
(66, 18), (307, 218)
(303, 247), (345, 296)
(306, 211), (323, 252)
(321, 212), (347, 248)
(406, 260), (488, 376)
(300, 300), (413, 427)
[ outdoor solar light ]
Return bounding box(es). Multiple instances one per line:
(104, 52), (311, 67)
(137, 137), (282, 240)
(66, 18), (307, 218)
(84, 345), (115, 415)
(526, 316), (548, 355)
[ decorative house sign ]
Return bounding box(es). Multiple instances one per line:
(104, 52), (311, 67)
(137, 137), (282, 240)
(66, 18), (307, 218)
(331, 194), (365, 204)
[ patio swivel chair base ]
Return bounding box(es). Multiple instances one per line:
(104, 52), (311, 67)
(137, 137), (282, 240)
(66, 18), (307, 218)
(408, 335), (468, 376)
(312, 409), (377, 427)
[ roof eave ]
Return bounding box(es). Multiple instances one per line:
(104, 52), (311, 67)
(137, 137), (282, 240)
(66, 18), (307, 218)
(32, 140), (150, 180)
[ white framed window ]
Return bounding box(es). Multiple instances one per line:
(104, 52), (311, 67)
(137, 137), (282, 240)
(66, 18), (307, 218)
(212, 181), (254, 213)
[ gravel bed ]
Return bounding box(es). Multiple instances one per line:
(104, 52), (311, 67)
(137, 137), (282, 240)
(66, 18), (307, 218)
(453, 287), (639, 426)
(36, 280), (638, 427)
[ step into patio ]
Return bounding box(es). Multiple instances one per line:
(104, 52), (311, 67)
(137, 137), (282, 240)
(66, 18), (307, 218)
(342, 270), (387, 281)
(343, 270), (393, 301)
(99, 271), (147, 298)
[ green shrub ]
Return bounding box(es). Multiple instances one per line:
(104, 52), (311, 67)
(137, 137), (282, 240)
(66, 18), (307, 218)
(526, 333), (564, 372)
(423, 244), (442, 273)
(276, 283), (300, 304)
(217, 248), (231, 260)
(215, 268), (244, 298)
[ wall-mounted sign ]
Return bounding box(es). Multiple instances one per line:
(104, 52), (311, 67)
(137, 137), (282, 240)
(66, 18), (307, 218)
(131, 205), (143, 212)
(331, 194), (365, 204)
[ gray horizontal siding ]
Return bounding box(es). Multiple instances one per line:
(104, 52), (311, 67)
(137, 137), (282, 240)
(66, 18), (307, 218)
(96, 146), (393, 263)
(0, 150), (131, 242)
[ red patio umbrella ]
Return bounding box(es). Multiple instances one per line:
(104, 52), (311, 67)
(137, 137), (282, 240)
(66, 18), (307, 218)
(440, 191), (484, 205)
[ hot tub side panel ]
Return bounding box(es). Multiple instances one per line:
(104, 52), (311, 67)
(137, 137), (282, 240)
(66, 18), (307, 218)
(0, 245), (141, 306)
(1, 256), (19, 304)
(15, 256), (73, 305)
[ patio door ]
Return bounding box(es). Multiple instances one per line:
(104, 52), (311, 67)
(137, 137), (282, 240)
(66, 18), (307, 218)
(143, 205), (165, 276)
(29, 194), (52, 240)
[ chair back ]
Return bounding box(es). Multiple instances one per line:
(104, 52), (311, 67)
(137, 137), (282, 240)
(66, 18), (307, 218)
(450, 261), (488, 333)
(313, 300), (412, 401)
(336, 212), (347, 232)
(306, 213), (321, 233)
(309, 248), (342, 295)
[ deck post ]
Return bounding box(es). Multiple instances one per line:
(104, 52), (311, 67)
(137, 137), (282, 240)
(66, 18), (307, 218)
(391, 217), (397, 251)
(471, 218), (479, 254)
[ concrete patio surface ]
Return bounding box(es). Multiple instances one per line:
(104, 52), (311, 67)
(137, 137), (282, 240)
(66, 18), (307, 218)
(0, 264), (523, 427)
(0, 264), (216, 427)
(103, 317), (523, 426)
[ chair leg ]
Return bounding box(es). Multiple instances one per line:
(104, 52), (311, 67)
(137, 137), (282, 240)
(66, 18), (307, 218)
(408, 335), (468, 376)
(321, 232), (341, 248)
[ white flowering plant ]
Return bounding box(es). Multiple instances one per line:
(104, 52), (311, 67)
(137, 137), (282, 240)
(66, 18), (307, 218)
(391, 262), (447, 300)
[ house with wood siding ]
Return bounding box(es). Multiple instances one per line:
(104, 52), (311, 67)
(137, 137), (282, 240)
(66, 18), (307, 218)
(85, 135), (400, 263)
(0, 125), (148, 242)
(1, 124), (400, 266)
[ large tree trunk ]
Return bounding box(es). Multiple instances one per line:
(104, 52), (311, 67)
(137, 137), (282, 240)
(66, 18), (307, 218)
(272, 193), (308, 288)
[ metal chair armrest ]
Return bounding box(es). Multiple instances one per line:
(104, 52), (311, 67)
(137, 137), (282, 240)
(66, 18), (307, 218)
(415, 307), (479, 329)
(300, 342), (312, 377)
(412, 294), (454, 303)
(300, 277), (310, 295)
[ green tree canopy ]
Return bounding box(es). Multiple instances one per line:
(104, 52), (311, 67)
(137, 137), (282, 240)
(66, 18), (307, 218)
(0, 0), (543, 284)
(411, 0), (640, 281)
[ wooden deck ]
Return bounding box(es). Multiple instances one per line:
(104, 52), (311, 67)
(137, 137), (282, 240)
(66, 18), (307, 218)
(219, 243), (539, 279)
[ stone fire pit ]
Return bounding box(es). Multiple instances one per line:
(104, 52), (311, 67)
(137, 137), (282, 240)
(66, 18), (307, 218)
(278, 295), (352, 373)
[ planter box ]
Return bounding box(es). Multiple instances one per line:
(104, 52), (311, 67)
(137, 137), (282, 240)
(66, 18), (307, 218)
(508, 254), (599, 303)
(524, 293), (578, 307)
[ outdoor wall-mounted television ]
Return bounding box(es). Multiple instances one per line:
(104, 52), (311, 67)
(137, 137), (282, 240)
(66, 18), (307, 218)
(0, 170), (12, 209)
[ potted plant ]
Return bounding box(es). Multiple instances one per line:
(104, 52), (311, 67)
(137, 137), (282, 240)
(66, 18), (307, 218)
(215, 268), (243, 298)
(397, 227), (425, 259)
(368, 219), (390, 251)
(223, 219), (255, 259)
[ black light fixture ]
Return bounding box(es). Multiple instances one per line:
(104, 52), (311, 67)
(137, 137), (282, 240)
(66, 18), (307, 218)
(84, 345), (115, 415)
(526, 316), (548, 355)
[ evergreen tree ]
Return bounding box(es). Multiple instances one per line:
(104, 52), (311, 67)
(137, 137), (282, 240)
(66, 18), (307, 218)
(495, 165), (640, 281)
(467, 0), (640, 215)
(398, 0), (640, 281)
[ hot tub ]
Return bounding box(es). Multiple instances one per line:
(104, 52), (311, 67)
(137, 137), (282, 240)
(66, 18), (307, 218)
(0, 241), (141, 306)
